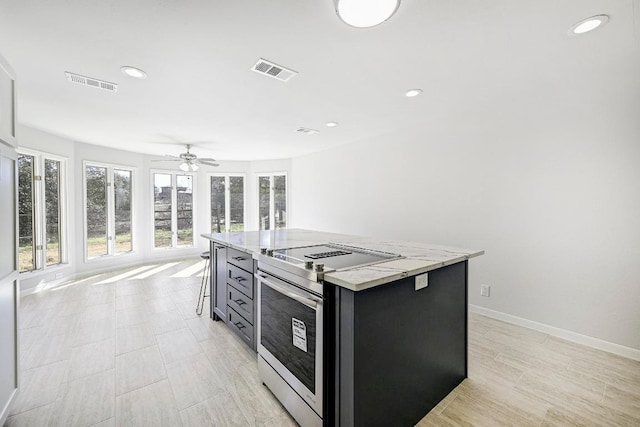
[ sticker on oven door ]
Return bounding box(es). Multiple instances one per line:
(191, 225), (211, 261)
(292, 318), (307, 353)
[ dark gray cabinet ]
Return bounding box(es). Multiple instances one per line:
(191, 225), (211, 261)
(211, 243), (227, 320)
(327, 261), (468, 427)
(209, 242), (257, 351)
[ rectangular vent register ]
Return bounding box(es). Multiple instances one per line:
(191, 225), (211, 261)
(65, 72), (118, 92)
(251, 58), (297, 82)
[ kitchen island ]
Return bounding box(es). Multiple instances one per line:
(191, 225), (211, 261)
(202, 229), (483, 427)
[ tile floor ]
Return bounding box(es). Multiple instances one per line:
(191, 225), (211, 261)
(5, 258), (640, 426)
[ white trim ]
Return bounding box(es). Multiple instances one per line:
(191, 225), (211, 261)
(469, 304), (640, 362)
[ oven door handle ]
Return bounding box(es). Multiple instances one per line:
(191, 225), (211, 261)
(256, 274), (319, 310)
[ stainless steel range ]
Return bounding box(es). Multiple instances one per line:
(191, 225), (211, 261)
(255, 243), (402, 427)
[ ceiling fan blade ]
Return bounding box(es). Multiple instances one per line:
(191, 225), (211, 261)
(151, 158), (181, 162)
(198, 160), (220, 167)
(198, 157), (217, 162)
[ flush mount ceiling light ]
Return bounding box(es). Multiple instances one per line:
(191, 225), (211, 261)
(335, 0), (401, 28)
(569, 14), (609, 35)
(404, 89), (422, 98)
(120, 66), (147, 79)
(325, 122), (339, 127)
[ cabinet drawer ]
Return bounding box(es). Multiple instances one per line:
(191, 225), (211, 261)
(228, 264), (253, 298)
(227, 307), (254, 347)
(228, 285), (254, 324)
(227, 247), (253, 272)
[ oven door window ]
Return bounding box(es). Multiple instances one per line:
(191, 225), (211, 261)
(261, 283), (317, 393)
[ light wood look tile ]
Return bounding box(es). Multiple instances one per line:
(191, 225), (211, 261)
(9, 360), (68, 415)
(165, 353), (226, 410)
(67, 338), (115, 381)
(179, 393), (249, 426)
(115, 379), (182, 427)
(115, 345), (166, 396)
(10, 260), (640, 427)
(149, 309), (186, 335)
(115, 307), (149, 329)
(115, 322), (156, 356)
(3, 403), (52, 427)
(155, 328), (202, 365)
(48, 369), (115, 426)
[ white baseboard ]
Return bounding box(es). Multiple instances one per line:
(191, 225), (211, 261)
(469, 304), (640, 362)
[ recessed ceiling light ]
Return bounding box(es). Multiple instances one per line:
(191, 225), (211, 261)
(335, 0), (401, 28)
(326, 122), (339, 127)
(120, 66), (147, 79)
(404, 89), (422, 98)
(569, 15), (609, 35)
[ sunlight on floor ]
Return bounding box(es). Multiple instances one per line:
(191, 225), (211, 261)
(170, 260), (206, 278)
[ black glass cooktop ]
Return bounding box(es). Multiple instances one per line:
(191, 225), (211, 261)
(273, 244), (400, 270)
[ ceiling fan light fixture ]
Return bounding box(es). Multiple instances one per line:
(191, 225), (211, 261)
(335, 0), (400, 28)
(190, 163), (199, 171)
(179, 162), (190, 172)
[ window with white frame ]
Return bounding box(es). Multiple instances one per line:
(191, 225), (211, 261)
(210, 174), (245, 233)
(257, 173), (287, 230)
(18, 150), (67, 273)
(152, 171), (196, 248)
(84, 162), (134, 259)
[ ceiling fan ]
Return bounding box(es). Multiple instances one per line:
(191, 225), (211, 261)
(152, 144), (219, 171)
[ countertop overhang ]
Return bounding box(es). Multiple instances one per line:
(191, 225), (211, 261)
(201, 229), (484, 291)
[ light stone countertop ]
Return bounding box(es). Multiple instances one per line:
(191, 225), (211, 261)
(201, 229), (484, 291)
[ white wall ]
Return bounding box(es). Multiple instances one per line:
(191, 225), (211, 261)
(290, 111), (640, 351)
(17, 125), (292, 293)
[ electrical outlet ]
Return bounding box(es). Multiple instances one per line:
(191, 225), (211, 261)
(480, 285), (490, 297)
(415, 273), (428, 291)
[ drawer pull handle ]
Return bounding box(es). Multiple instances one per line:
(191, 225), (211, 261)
(232, 276), (246, 282)
(233, 298), (246, 306)
(232, 256), (247, 261)
(234, 321), (245, 330)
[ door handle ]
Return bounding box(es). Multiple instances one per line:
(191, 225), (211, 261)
(257, 275), (319, 309)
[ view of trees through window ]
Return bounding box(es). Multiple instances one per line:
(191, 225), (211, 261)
(86, 165), (108, 257)
(211, 175), (244, 233)
(259, 174), (286, 230)
(18, 153), (64, 272)
(153, 172), (194, 248)
(85, 164), (133, 259)
(18, 154), (35, 272)
(45, 159), (61, 265)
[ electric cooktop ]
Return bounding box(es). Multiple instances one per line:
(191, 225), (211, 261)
(272, 244), (402, 271)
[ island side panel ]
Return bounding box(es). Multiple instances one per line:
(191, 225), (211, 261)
(333, 261), (468, 427)
(211, 242), (228, 321)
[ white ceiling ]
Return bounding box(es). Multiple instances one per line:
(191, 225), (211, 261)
(0, 0), (638, 161)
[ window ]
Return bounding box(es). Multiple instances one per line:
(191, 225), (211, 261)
(257, 173), (287, 230)
(84, 162), (134, 259)
(210, 174), (245, 233)
(153, 171), (196, 248)
(17, 150), (67, 273)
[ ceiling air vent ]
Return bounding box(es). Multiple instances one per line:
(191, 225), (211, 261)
(297, 127), (319, 135)
(65, 72), (118, 93)
(251, 58), (297, 82)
